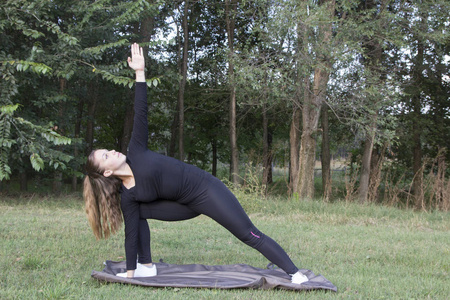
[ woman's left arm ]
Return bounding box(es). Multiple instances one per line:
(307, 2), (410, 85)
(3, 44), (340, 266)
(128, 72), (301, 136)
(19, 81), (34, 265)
(127, 43), (149, 152)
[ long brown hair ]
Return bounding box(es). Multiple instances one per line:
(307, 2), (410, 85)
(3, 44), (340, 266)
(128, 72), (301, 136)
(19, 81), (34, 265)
(83, 150), (123, 239)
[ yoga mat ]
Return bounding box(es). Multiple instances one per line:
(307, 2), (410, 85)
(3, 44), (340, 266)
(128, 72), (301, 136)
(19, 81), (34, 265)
(91, 260), (337, 292)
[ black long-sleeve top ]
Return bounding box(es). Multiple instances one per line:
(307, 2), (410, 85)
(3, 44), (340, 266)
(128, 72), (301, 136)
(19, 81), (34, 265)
(120, 82), (210, 270)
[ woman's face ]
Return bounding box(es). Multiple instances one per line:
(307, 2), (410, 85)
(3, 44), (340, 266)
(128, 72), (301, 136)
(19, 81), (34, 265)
(93, 149), (126, 177)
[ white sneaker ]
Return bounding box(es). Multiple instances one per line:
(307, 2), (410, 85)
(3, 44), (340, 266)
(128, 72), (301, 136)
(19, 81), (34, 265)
(134, 263), (157, 277)
(116, 272), (127, 277)
(291, 271), (308, 284)
(116, 263), (157, 278)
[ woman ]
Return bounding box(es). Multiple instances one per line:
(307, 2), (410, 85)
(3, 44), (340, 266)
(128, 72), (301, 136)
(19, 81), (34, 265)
(83, 43), (308, 284)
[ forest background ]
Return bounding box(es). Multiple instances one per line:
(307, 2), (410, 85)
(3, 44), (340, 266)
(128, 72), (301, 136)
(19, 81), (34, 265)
(0, 0), (449, 211)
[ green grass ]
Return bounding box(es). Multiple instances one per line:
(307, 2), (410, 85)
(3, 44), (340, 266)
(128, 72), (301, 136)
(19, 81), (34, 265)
(0, 194), (449, 299)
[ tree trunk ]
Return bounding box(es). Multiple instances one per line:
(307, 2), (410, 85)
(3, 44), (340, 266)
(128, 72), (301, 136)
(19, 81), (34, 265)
(229, 83), (239, 184)
(262, 104), (273, 191)
(72, 98), (84, 191)
(226, 0), (239, 185)
(20, 170), (27, 192)
(85, 81), (98, 155)
(357, 0), (386, 204)
(295, 0), (334, 199)
(413, 39), (424, 209)
(289, 107), (301, 194)
(177, 0), (189, 161)
(368, 143), (386, 203)
(169, 104), (179, 157)
(169, 5), (183, 158)
(290, 0), (307, 196)
(358, 123), (376, 203)
(212, 138), (217, 177)
(266, 131), (273, 185)
(321, 105), (331, 200)
(296, 91), (322, 200)
(412, 117), (423, 209)
(53, 78), (66, 194)
(139, 5), (155, 43)
(121, 90), (135, 154)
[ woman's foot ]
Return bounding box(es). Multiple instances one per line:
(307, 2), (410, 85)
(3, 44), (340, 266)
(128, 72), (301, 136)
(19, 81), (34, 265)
(135, 263), (157, 277)
(116, 263), (157, 278)
(291, 271), (309, 284)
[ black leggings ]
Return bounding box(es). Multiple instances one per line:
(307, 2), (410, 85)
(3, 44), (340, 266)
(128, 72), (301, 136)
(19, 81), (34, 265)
(137, 180), (299, 275)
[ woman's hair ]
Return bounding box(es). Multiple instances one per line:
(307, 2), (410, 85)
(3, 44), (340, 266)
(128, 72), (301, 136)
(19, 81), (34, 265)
(83, 150), (123, 239)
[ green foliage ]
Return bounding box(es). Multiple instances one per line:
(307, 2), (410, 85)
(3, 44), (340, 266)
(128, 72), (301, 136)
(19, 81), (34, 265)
(0, 0), (448, 202)
(81, 39), (131, 59)
(2, 60), (52, 74)
(0, 50), (73, 179)
(0, 0), (166, 182)
(29, 153), (44, 172)
(0, 106), (72, 180)
(0, 104), (19, 115)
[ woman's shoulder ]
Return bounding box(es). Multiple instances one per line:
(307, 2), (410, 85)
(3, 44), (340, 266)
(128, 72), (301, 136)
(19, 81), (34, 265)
(120, 185), (135, 203)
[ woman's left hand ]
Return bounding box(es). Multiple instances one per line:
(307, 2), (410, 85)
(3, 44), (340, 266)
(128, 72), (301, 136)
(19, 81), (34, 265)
(127, 43), (145, 71)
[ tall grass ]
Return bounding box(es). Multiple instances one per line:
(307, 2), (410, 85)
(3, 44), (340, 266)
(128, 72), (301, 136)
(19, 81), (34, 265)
(228, 149), (450, 212)
(1, 193), (449, 299)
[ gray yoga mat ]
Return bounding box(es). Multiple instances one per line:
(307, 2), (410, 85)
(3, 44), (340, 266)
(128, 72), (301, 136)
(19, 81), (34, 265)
(91, 260), (337, 292)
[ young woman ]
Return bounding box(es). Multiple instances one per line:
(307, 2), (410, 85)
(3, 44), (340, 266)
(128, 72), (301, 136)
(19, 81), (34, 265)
(83, 43), (308, 284)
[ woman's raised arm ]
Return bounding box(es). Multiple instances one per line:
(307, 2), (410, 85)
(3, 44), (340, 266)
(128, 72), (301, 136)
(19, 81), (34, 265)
(126, 43), (149, 152)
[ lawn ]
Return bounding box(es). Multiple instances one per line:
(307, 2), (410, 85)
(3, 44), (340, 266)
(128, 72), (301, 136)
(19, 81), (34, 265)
(0, 194), (448, 299)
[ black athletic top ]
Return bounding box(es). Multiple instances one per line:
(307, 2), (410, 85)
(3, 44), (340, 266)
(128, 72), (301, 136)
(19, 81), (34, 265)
(120, 82), (211, 270)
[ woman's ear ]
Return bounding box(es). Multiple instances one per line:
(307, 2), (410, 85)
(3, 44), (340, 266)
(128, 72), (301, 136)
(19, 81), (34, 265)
(103, 170), (113, 177)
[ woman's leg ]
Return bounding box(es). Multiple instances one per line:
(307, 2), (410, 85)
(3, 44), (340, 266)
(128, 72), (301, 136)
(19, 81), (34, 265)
(140, 200), (200, 221)
(137, 200), (200, 264)
(184, 180), (299, 275)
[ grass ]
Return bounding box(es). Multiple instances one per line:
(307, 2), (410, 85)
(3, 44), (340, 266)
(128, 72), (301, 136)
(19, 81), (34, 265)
(0, 194), (449, 299)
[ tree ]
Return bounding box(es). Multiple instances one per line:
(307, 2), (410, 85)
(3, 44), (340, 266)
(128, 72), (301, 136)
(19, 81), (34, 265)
(321, 105), (331, 200)
(225, 0), (240, 185)
(394, 0), (450, 208)
(1, 0), (448, 205)
(177, 0), (190, 161)
(0, 0), (76, 181)
(356, 0), (388, 204)
(0, 0), (157, 185)
(295, 0), (335, 200)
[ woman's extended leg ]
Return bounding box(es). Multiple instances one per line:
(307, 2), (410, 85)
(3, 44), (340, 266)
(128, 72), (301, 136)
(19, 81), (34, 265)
(184, 179), (300, 275)
(137, 200), (200, 264)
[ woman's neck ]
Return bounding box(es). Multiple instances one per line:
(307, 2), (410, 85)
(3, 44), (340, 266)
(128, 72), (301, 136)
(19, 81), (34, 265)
(116, 164), (135, 189)
(121, 176), (136, 189)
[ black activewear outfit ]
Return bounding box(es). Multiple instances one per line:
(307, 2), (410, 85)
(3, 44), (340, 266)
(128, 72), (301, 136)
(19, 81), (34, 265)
(120, 82), (299, 275)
